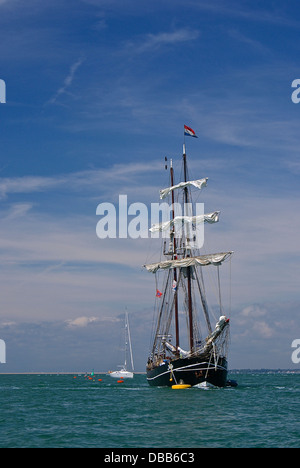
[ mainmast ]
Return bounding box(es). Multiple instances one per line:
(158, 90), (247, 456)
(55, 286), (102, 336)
(183, 143), (194, 354)
(170, 159), (180, 353)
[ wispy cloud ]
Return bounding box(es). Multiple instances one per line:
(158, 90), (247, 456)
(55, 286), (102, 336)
(187, 0), (300, 28)
(0, 0), (16, 5)
(0, 175), (62, 199)
(125, 27), (200, 54)
(284, 159), (300, 175)
(48, 57), (84, 104)
(0, 162), (163, 201)
(81, 0), (300, 28)
(227, 29), (270, 54)
(4, 203), (33, 220)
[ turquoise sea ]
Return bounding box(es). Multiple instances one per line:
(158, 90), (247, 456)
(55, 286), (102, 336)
(0, 372), (299, 448)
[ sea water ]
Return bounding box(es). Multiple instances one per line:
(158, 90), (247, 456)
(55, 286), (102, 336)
(0, 372), (299, 448)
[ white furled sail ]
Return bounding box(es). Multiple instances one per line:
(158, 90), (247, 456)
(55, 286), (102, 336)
(149, 211), (220, 233)
(144, 251), (233, 273)
(165, 341), (190, 358)
(160, 178), (208, 199)
(203, 316), (230, 352)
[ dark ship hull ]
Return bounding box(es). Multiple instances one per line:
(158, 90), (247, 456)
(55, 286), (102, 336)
(147, 355), (228, 388)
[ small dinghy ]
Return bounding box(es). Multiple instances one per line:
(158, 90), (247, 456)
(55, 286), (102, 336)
(193, 381), (216, 390)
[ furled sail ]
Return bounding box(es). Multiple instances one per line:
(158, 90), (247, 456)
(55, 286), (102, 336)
(203, 316), (230, 352)
(165, 342), (190, 358)
(144, 251), (233, 273)
(149, 211), (220, 233)
(160, 178), (208, 199)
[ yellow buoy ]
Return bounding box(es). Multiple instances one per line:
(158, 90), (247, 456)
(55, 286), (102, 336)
(172, 384), (191, 390)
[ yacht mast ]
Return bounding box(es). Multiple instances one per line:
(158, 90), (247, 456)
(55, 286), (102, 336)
(126, 312), (134, 372)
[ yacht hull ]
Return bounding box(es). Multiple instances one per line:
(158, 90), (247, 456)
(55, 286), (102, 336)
(109, 370), (134, 379)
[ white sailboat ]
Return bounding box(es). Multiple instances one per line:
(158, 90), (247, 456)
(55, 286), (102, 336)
(108, 312), (134, 379)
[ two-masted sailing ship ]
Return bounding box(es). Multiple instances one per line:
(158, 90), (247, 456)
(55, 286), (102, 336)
(145, 125), (233, 388)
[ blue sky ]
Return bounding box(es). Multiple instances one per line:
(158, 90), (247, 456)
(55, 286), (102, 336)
(0, 0), (300, 372)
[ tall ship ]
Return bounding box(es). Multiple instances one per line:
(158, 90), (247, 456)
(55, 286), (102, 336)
(145, 125), (233, 388)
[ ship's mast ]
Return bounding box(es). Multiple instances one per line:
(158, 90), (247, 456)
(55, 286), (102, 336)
(170, 159), (180, 353)
(183, 143), (194, 354)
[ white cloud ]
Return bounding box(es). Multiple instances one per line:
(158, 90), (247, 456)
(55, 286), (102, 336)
(65, 316), (99, 328)
(241, 305), (267, 318)
(252, 321), (274, 339)
(0, 321), (16, 327)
